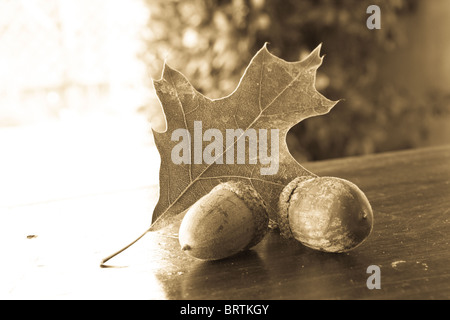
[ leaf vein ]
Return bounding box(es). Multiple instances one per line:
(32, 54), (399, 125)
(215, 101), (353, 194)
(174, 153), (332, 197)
(258, 49), (265, 112)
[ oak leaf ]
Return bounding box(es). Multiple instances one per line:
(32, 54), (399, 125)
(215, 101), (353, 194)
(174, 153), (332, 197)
(150, 43), (338, 230)
(101, 44), (338, 264)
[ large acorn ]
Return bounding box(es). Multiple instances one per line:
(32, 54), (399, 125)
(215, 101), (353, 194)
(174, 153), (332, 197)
(278, 176), (373, 253)
(179, 181), (269, 260)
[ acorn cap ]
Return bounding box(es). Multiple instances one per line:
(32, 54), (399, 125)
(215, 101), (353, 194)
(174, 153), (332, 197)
(211, 180), (269, 249)
(277, 176), (316, 239)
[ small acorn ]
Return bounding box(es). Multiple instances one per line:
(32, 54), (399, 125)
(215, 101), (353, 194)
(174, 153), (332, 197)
(278, 176), (373, 253)
(179, 181), (269, 260)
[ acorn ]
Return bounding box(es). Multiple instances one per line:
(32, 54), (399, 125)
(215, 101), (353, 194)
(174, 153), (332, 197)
(179, 181), (269, 260)
(278, 176), (373, 253)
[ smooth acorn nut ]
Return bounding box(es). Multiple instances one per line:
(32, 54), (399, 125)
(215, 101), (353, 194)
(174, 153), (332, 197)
(179, 181), (269, 260)
(278, 176), (373, 253)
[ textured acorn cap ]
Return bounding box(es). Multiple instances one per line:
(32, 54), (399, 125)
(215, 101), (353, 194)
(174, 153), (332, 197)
(277, 176), (317, 239)
(212, 180), (269, 249)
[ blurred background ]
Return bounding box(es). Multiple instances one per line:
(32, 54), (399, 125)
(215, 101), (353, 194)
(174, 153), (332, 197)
(140, 0), (450, 161)
(1, 0), (450, 201)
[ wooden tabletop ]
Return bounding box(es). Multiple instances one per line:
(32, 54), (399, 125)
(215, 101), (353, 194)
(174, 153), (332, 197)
(2, 121), (449, 299)
(130, 144), (449, 300)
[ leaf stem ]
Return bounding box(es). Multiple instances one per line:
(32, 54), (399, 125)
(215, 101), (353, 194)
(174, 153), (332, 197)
(100, 228), (150, 266)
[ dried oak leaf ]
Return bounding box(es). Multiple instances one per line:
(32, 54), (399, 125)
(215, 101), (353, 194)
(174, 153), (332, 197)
(101, 44), (339, 265)
(150, 43), (338, 230)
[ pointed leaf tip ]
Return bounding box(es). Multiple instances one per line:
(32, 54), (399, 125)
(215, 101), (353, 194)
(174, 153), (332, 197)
(161, 62), (173, 80)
